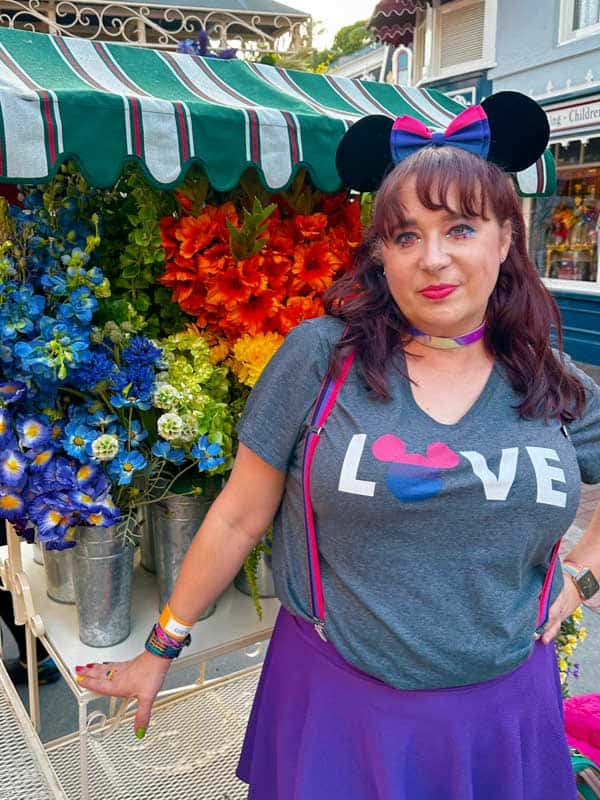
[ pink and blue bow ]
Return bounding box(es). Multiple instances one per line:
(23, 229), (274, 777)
(389, 104), (490, 164)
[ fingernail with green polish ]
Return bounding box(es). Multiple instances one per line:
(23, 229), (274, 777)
(135, 727), (146, 739)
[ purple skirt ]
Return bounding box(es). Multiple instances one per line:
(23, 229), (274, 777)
(237, 607), (576, 800)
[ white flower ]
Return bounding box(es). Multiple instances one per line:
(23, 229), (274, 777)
(152, 382), (181, 411)
(91, 434), (120, 461)
(157, 412), (184, 441)
(179, 414), (199, 443)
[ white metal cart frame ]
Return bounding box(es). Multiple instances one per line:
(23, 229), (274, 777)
(0, 523), (279, 800)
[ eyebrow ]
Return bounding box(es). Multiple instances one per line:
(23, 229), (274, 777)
(399, 212), (469, 227)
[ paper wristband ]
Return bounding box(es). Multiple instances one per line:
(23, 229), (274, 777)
(159, 605), (194, 642)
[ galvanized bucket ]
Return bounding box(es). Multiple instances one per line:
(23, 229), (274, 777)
(139, 504), (156, 573)
(32, 535), (43, 566)
(73, 525), (134, 647)
(152, 495), (215, 618)
(234, 540), (276, 598)
(42, 545), (76, 604)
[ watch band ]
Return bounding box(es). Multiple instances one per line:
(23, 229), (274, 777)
(562, 561), (600, 602)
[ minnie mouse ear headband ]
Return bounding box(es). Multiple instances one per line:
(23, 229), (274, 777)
(335, 91), (550, 193)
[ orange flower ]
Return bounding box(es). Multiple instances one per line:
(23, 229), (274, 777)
(227, 291), (281, 336)
(261, 250), (291, 291)
(160, 216), (179, 259)
(206, 266), (254, 309)
(274, 295), (324, 335)
(176, 214), (221, 259)
(268, 217), (297, 254)
(295, 212), (328, 241)
(292, 241), (340, 292)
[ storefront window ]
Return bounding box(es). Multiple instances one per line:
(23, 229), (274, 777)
(556, 140), (582, 165)
(583, 137), (600, 163)
(529, 167), (599, 283)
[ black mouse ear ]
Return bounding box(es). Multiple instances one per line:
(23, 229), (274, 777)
(336, 115), (394, 193)
(481, 91), (550, 173)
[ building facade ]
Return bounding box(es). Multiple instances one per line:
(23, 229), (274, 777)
(489, 0), (600, 363)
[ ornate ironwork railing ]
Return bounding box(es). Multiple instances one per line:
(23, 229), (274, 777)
(0, 0), (310, 53)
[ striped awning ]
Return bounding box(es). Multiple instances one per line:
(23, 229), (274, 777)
(0, 27), (555, 196)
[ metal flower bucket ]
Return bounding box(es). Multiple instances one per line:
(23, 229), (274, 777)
(234, 538), (276, 598)
(42, 545), (76, 604)
(32, 535), (43, 566)
(139, 504), (156, 574)
(152, 495), (215, 618)
(73, 524), (134, 647)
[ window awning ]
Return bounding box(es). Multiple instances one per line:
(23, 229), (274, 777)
(0, 27), (555, 195)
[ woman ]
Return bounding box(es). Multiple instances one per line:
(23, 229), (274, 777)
(75, 92), (600, 799)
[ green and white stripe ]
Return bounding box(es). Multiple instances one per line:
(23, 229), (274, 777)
(0, 26), (556, 196)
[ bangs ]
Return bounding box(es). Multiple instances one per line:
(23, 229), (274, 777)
(373, 147), (510, 243)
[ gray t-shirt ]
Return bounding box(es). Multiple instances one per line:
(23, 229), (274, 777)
(237, 316), (600, 689)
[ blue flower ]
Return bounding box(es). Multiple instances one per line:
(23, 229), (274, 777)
(45, 539), (77, 551)
(0, 381), (27, 405)
(29, 498), (75, 540)
(191, 436), (225, 471)
(0, 409), (16, 450)
(57, 286), (98, 325)
(0, 450), (28, 487)
(17, 415), (51, 449)
(107, 450), (147, 486)
(121, 337), (162, 369)
(86, 410), (118, 428)
(63, 421), (95, 462)
(68, 349), (114, 391)
(27, 447), (55, 472)
(151, 440), (186, 465)
(74, 462), (100, 487)
(127, 420), (148, 448)
(0, 487), (25, 521)
(111, 364), (155, 408)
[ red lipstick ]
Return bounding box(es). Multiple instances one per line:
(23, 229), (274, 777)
(419, 284), (458, 300)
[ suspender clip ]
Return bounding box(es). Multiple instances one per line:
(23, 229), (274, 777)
(310, 425), (323, 436)
(314, 621), (328, 642)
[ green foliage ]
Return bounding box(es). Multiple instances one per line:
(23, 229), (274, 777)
(94, 165), (185, 339)
(332, 20), (373, 57)
(227, 197), (277, 261)
(242, 528), (273, 620)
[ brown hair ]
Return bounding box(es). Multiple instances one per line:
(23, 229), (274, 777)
(324, 146), (587, 422)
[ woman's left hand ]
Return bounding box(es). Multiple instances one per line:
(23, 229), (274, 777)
(541, 578), (582, 644)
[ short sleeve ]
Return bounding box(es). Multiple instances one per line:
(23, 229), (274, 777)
(565, 361), (600, 484)
(236, 318), (342, 472)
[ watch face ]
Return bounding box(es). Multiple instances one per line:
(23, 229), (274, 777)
(579, 570), (600, 600)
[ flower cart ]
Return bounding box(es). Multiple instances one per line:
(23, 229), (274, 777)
(0, 25), (558, 800)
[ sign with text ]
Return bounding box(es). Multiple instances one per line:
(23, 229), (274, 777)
(547, 96), (600, 135)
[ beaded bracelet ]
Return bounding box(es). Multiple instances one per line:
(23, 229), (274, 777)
(145, 622), (191, 660)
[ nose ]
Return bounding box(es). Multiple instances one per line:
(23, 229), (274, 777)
(419, 235), (451, 273)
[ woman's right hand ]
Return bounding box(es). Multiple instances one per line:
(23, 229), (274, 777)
(75, 651), (172, 737)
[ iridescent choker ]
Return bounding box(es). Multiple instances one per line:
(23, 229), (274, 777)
(408, 322), (486, 349)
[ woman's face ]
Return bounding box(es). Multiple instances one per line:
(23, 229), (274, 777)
(380, 177), (512, 338)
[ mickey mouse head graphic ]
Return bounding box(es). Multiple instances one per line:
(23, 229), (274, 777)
(372, 435), (460, 503)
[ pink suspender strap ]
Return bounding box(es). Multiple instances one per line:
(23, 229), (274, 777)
(301, 351), (355, 639)
(536, 539), (562, 631)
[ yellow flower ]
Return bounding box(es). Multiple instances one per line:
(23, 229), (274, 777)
(558, 658), (568, 672)
(210, 338), (230, 365)
(566, 634), (577, 644)
(559, 670), (567, 684)
(231, 332), (284, 388)
(578, 628), (587, 641)
(561, 644), (574, 657)
(573, 607), (584, 621)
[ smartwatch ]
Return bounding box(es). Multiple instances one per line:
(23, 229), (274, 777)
(562, 561), (600, 602)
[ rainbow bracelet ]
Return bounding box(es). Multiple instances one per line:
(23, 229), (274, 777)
(145, 622), (191, 660)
